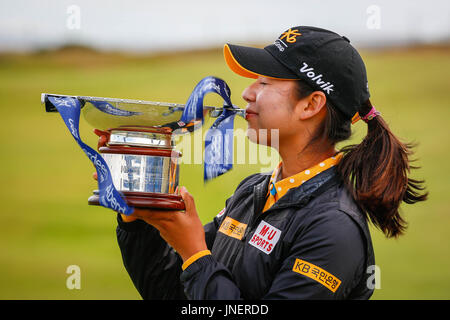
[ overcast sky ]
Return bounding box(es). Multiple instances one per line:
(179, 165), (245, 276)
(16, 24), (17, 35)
(0, 0), (449, 52)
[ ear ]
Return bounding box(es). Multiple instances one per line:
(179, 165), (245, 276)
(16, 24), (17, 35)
(297, 91), (327, 121)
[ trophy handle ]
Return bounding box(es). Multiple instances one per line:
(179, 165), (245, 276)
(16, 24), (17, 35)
(93, 129), (110, 149)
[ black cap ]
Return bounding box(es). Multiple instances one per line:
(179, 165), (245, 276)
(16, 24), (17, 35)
(224, 26), (370, 120)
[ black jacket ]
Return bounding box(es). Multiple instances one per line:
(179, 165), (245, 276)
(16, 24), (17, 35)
(116, 167), (375, 300)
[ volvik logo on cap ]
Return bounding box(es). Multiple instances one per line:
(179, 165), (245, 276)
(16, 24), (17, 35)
(299, 62), (335, 94)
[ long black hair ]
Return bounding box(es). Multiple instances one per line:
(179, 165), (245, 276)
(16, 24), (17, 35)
(295, 80), (428, 238)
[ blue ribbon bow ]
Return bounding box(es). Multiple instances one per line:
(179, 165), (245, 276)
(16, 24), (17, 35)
(180, 76), (238, 181)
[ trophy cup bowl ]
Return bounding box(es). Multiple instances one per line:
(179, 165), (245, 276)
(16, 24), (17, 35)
(42, 94), (196, 211)
(42, 81), (245, 213)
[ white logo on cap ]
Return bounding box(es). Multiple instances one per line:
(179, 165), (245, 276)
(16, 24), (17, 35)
(299, 62), (334, 94)
(274, 39), (287, 52)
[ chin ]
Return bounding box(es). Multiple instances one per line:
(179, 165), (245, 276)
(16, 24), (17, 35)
(246, 127), (273, 146)
(246, 129), (258, 144)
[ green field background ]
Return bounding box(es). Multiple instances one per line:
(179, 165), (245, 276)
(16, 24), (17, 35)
(0, 46), (448, 299)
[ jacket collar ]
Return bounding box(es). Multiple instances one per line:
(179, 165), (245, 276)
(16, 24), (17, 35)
(259, 166), (339, 211)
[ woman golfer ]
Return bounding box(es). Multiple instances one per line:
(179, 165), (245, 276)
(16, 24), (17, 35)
(113, 26), (427, 299)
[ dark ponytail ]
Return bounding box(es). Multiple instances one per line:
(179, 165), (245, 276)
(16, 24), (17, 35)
(296, 81), (428, 238)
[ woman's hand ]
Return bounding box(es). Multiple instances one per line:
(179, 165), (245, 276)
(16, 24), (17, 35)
(131, 186), (208, 262)
(93, 171), (206, 261)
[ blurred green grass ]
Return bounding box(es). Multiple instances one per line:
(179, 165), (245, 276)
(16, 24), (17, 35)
(0, 45), (448, 299)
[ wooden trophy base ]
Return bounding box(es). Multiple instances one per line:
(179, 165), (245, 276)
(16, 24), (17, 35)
(88, 190), (185, 211)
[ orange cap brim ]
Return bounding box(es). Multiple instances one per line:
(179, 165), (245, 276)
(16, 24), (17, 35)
(223, 44), (295, 80)
(224, 44), (259, 79)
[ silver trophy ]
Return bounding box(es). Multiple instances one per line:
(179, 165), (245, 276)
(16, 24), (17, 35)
(42, 93), (245, 210)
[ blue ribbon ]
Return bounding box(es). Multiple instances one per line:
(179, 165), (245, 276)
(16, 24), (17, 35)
(180, 76), (232, 125)
(48, 96), (134, 215)
(179, 76), (238, 181)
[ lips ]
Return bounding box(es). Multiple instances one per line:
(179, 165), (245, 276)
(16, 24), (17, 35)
(245, 109), (258, 120)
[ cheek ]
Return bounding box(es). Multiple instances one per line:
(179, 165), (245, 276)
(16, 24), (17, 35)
(246, 106), (293, 145)
(259, 105), (292, 131)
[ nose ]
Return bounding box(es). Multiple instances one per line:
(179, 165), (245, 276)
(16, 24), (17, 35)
(242, 82), (257, 103)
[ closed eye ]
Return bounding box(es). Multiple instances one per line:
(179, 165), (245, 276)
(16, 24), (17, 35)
(257, 77), (271, 86)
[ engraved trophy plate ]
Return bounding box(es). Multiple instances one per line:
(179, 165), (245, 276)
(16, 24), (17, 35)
(101, 154), (177, 194)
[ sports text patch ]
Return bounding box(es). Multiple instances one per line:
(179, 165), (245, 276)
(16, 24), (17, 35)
(292, 259), (342, 292)
(218, 217), (247, 240)
(248, 221), (281, 254)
